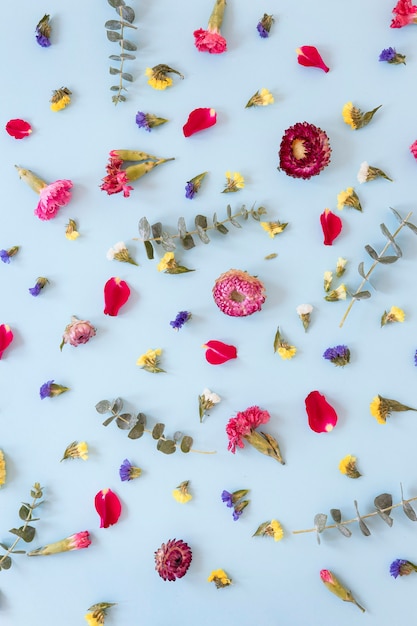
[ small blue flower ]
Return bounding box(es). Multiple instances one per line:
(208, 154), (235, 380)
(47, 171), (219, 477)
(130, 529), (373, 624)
(170, 311), (191, 331)
(29, 277), (48, 296)
(221, 490), (233, 507)
(119, 458), (141, 481)
(232, 508), (243, 521)
(0, 250), (11, 264)
(323, 345), (350, 367)
(390, 559), (417, 578)
(135, 111), (151, 132)
(414, 350), (417, 366)
(40, 380), (54, 399)
(36, 32), (51, 47)
(257, 23), (269, 38)
(185, 181), (196, 199)
(379, 47), (396, 62)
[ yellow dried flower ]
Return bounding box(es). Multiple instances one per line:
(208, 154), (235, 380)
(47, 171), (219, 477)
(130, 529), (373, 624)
(339, 455), (361, 478)
(245, 88), (274, 108)
(260, 221), (288, 238)
(136, 348), (165, 373)
(337, 187), (362, 211)
(172, 480), (192, 504)
(50, 87), (72, 112)
(145, 64), (183, 90)
(381, 306), (405, 327)
(222, 171), (245, 193)
(323, 270), (333, 292)
(0, 450), (6, 486)
(208, 568), (232, 588)
(324, 284), (347, 301)
(61, 441), (88, 461)
(342, 101), (382, 130)
(65, 218), (80, 240)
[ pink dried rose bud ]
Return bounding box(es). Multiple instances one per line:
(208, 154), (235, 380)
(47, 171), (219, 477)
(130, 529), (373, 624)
(95, 488), (122, 528)
(296, 46), (329, 72)
(194, 0), (227, 53)
(60, 316), (96, 350)
(212, 269), (266, 317)
(154, 538), (192, 581)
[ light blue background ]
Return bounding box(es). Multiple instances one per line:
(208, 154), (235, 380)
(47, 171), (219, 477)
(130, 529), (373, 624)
(1, 1), (417, 624)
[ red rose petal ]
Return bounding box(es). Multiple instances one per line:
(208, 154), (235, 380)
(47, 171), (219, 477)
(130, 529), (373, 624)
(94, 488), (122, 528)
(305, 390), (338, 433)
(183, 108), (217, 137)
(104, 277), (130, 316)
(0, 324), (14, 359)
(297, 46), (329, 73)
(203, 340), (237, 365)
(6, 119), (32, 139)
(320, 209), (342, 245)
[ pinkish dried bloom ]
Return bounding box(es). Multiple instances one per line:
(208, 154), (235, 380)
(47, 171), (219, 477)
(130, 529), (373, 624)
(212, 269), (266, 317)
(226, 406), (270, 453)
(60, 315), (96, 350)
(154, 538), (192, 581)
(391, 0), (417, 28)
(100, 156), (133, 197)
(193, 29), (227, 53)
(410, 140), (417, 159)
(279, 122), (331, 179)
(34, 180), (73, 220)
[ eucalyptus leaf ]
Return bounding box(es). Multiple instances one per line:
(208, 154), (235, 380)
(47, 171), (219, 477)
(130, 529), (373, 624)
(108, 0), (125, 7)
(151, 222), (162, 242)
(152, 423), (165, 439)
(0, 556), (12, 570)
(330, 508), (342, 523)
(390, 206), (403, 223)
(402, 500), (417, 521)
(95, 400), (111, 414)
(121, 39), (137, 51)
(0, 542), (9, 550)
(374, 493), (393, 526)
(357, 262), (366, 280)
(226, 204), (232, 218)
(230, 216), (242, 228)
(353, 290), (371, 300)
(18, 505), (32, 521)
(240, 206), (249, 219)
(111, 397), (123, 414)
(109, 66), (121, 74)
(144, 240), (154, 260)
(405, 220), (417, 235)
(138, 217), (151, 240)
(105, 19), (122, 29)
(177, 217), (187, 239)
(102, 414), (116, 427)
(109, 54), (122, 61)
(121, 6), (135, 22)
(173, 431), (183, 442)
(107, 30), (122, 41)
(314, 513), (327, 532)
(378, 255), (399, 264)
(116, 413), (133, 430)
(9, 526), (36, 543)
(216, 224), (229, 235)
(354, 500), (371, 536)
(212, 212), (218, 227)
(196, 225), (210, 244)
(120, 52), (136, 60)
(380, 223), (402, 256)
(180, 234), (195, 250)
(156, 439), (176, 454)
(364, 244), (378, 260)
(110, 85), (120, 91)
(160, 233), (176, 252)
(121, 72), (133, 82)
(195, 215), (207, 230)
(128, 422), (144, 439)
(180, 436), (193, 453)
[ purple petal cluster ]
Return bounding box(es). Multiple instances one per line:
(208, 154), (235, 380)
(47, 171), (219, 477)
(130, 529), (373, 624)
(29, 282), (42, 296)
(221, 490), (233, 507)
(40, 380), (53, 399)
(119, 458), (134, 481)
(389, 559), (415, 578)
(0, 250), (11, 264)
(323, 344), (350, 366)
(414, 350), (417, 366)
(36, 32), (51, 47)
(170, 311), (191, 330)
(135, 111), (151, 132)
(256, 22), (269, 38)
(379, 47), (396, 62)
(185, 181), (196, 199)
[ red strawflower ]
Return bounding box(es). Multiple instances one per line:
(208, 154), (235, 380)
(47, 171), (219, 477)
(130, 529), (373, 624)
(94, 488), (122, 528)
(320, 209), (342, 245)
(0, 324), (13, 359)
(279, 122), (331, 179)
(100, 156), (133, 197)
(5, 119), (32, 139)
(183, 108), (217, 137)
(305, 390), (338, 433)
(296, 46), (329, 72)
(154, 539), (192, 581)
(226, 406), (270, 453)
(104, 277), (130, 316)
(203, 340), (237, 365)
(212, 269), (266, 316)
(391, 0), (417, 27)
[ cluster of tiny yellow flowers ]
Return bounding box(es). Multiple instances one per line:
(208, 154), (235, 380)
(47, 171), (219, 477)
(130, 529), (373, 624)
(260, 221), (288, 238)
(61, 441), (88, 461)
(381, 306), (405, 326)
(50, 87), (72, 112)
(339, 455), (361, 478)
(65, 218), (80, 241)
(172, 480), (192, 504)
(222, 171), (245, 193)
(369, 396), (387, 424)
(207, 569), (232, 588)
(136, 348), (165, 373)
(0, 449), (6, 486)
(337, 187), (362, 211)
(157, 252), (176, 272)
(245, 88), (274, 108)
(145, 67), (173, 90)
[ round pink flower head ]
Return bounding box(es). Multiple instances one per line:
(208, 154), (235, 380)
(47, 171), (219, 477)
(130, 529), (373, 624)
(213, 269), (266, 317)
(279, 122), (331, 179)
(60, 315), (96, 350)
(226, 405), (271, 453)
(154, 538), (192, 581)
(34, 179), (73, 220)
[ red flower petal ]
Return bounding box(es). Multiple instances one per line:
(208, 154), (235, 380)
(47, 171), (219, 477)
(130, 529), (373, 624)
(104, 277), (130, 316)
(0, 324), (14, 359)
(297, 46), (329, 73)
(94, 488), (122, 528)
(6, 119), (32, 139)
(320, 209), (342, 245)
(305, 390), (338, 433)
(203, 340), (237, 365)
(183, 108), (217, 137)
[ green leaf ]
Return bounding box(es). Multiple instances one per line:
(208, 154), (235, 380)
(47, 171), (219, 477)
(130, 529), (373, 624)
(180, 234), (195, 250)
(314, 513), (327, 544)
(173, 431), (183, 442)
(156, 439), (176, 454)
(240, 206), (249, 219)
(117, 413), (133, 430)
(374, 493), (393, 527)
(160, 233), (176, 252)
(121, 39), (137, 51)
(180, 436), (193, 453)
(111, 397), (123, 414)
(151, 222), (162, 242)
(120, 52), (136, 60)
(216, 224), (229, 235)
(9, 526), (36, 543)
(109, 54), (122, 61)
(354, 500), (371, 536)
(0, 556), (12, 570)
(405, 220), (417, 235)
(121, 72), (133, 82)
(110, 85), (120, 91)
(144, 240), (154, 259)
(353, 290), (371, 300)
(138, 217), (151, 240)
(128, 414), (146, 439)
(357, 262), (366, 280)
(0, 542), (9, 550)
(19, 505), (32, 521)
(380, 223), (402, 257)
(178, 217), (187, 239)
(195, 215), (207, 230)
(152, 423), (165, 439)
(109, 66), (121, 74)
(108, 0), (125, 7)
(330, 509), (352, 537)
(400, 483), (417, 521)
(121, 6), (135, 22)
(196, 225), (210, 244)
(378, 255), (399, 264)
(105, 19), (122, 29)
(102, 414), (116, 427)
(118, 95), (127, 102)
(365, 244), (378, 260)
(107, 30), (122, 41)
(96, 400), (111, 414)
(226, 204), (232, 218)
(230, 216), (242, 228)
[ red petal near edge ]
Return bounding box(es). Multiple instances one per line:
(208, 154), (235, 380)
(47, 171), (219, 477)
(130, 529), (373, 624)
(94, 488), (122, 528)
(320, 209), (342, 245)
(0, 324), (14, 359)
(6, 119), (32, 139)
(204, 340), (237, 365)
(104, 277), (131, 316)
(183, 108), (217, 137)
(297, 46), (329, 73)
(305, 390), (338, 433)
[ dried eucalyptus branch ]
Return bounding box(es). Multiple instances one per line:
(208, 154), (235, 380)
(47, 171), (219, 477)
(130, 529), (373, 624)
(293, 486), (417, 541)
(0, 483), (43, 571)
(134, 203), (267, 260)
(95, 398), (216, 455)
(339, 209), (417, 327)
(106, 0), (137, 104)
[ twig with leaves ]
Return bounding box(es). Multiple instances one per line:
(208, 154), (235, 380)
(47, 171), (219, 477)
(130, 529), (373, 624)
(293, 484), (417, 543)
(96, 398), (216, 455)
(134, 203), (267, 260)
(339, 208), (417, 327)
(0, 483), (43, 571)
(106, 0), (137, 104)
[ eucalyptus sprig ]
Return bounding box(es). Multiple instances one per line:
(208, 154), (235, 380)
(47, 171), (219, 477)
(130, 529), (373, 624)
(0, 483), (43, 571)
(95, 397), (216, 455)
(106, 0), (137, 104)
(135, 203), (267, 260)
(293, 484), (417, 543)
(339, 209), (417, 327)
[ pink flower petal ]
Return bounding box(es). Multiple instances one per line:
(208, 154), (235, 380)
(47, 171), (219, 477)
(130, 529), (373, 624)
(0, 324), (14, 359)
(104, 277), (130, 316)
(297, 46), (329, 72)
(320, 209), (342, 245)
(5, 119), (32, 139)
(94, 488), (122, 528)
(305, 390), (338, 433)
(203, 340), (237, 365)
(183, 108), (217, 137)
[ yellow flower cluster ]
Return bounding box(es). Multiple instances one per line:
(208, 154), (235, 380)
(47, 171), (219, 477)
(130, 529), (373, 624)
(172, 480), (192, 504)
(337, 187), (362, 211)
(245, 88), (274, 108)
(222, 171), (245, 193)
(260, 221), (288, 238)
(381, 305), (405, 326)
(65, 218), (80, 241)
(136, 348), (164, 373)
(61, 441), (88, 461)
(0, 449), (6, 486)
(207, 568), (232, 588)
(277, 345), (297, 360)
(145, 67), (173, 90)
(339, 454), (361, 478)
(50, 88), (72, 112)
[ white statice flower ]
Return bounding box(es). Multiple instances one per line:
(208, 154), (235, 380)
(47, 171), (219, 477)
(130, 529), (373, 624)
(201, 388), (221, 405)
(323, 270), (333, 292)
(357, 161), (369, 183)
(106, 241), (126, 260)
(336, 257), (347, 277)
(199, 388), (221, 423)
(296, 304), (313, 331)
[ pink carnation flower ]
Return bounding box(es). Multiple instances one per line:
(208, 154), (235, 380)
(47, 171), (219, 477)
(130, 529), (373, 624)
(212, 269), (266, 317)
(391, 0), (417, 27)
(100, 156), (133, 197)
(34, 179), (73, 220)
(154, 539), (192, 581)
(226, 406), (271, 453)
(193, 29), (227, 53)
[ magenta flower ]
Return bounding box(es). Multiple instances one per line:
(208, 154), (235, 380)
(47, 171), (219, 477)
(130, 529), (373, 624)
(100, 156), (133, 197)
(0, 324), (13, 359)
(410, 140), (417, 159)
(34, 180), (73, 220)
(95, 488), (122, 528)
(279, 122), (331, 179)
(27, 531), (91, 556)
(296, 46), (329, 72)
(212, 269), (266, 317)
(183, 108), (217, 137)
(154, 539), (192, 581)
(60, 315), (96, 350)
(194, 0), (227, 54)
(391, 0), (417, 28)
(226, 406), (271, 453)
(320, 209), (342, 245)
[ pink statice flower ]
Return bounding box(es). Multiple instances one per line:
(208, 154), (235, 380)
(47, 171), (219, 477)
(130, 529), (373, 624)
(226, 406), (270, 453)
(100, 156), (133, 197)
(391, 0), (417, 27)
(34, 180), (73, 220)
(410, 140), (417, 159)
(194, 0), (227, 54)
(60, 315), (96, 350)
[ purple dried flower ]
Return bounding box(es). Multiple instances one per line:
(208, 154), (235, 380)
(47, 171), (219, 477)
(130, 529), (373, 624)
(170, 311), (191, 330)
(35, 14), (51, 47)
(0, 250), (11, 263)
(29, 277), (48, 297)
(379, 47), (406, 64)
(390, 559), (417, 578)
(323, 345), (350, 367)
(185, 181), (196, 199)
(221, 490), (234, 507)
(135, 111), (151, 132)
(414, 350), (417, 366)
(119, 458), (141, 481)
(257, 14), (274, 38)
(40, 380), (54, 399)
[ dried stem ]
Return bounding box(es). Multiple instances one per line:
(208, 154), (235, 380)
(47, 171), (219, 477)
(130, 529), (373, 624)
(0, 485), (43, 567)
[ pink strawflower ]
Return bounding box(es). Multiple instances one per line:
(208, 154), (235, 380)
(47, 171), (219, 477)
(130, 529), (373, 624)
(226, 406), (270, 453)
(194, 29), (227, 53)
(100, 156), (133, 197)
(279, 122), (331, 179)
(60, 315), (96, 350)
(212, 269), (266, 317)
(391, 0), (417, 28)
(154, 538), (192, 581)
(34, 179), (73, 220)
(410, 140), (417, 159)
